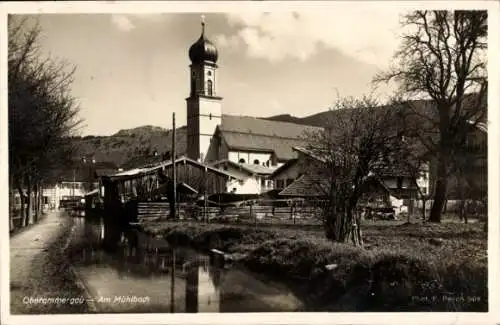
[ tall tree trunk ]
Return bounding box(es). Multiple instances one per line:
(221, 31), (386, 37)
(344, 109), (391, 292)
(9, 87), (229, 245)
(429, 154), (448, 223)
(33, 182), (38, 223)
(17, 183), (25, 227)
(458, 174), (465, 223)
(421, 198), (427, 221)
(463, 204), (469, 224)
(458, 199), (465, 222)
(25, 175), (32, 226)
(9, 174), (14, 231)
(40, 183), (44, 214)
(351, 209), (363, 247)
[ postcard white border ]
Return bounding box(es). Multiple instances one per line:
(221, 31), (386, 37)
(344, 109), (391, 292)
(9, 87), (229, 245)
(1, 1), (499, 325)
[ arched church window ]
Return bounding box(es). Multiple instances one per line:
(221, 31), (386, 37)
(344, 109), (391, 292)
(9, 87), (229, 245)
(207, 71), (212, 76)
(207, 80), (213, 96)
(239, 158), (245, 164)
(253, 159), (260, 165)
(191, 79), (196, 96)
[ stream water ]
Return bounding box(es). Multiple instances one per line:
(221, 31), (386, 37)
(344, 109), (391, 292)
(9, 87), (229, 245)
(67, 215), (306, 313)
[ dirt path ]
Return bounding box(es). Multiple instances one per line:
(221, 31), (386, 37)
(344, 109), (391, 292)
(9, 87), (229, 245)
(10, 211), (90, 314)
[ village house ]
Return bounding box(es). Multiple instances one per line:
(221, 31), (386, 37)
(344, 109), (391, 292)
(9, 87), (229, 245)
(274, 147), (430, 215)
(209, 159), (276, 194)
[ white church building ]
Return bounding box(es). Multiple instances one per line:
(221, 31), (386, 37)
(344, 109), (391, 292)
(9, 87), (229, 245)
(185, 19), (322, 194)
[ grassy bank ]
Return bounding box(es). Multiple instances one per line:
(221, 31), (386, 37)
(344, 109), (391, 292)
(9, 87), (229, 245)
(141, 220), (487, 312)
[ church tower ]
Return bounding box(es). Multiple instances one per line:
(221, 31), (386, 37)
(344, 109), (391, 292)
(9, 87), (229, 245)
(186, 16), (222, 162)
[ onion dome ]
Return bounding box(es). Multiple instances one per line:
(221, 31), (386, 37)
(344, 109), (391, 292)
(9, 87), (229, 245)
(188, 18), (218, 64)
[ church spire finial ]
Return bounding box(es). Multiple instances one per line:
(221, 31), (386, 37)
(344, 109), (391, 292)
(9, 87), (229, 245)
(201, 14), (205, 35)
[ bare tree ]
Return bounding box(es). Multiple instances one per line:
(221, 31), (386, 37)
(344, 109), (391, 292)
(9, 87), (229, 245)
(9, 16), (81, 226)
(307, 96), (402, 246)
(375, 10), (487, 223)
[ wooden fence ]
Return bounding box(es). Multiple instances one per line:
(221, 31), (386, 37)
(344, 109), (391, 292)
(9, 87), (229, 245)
(135, 200), (324, 226)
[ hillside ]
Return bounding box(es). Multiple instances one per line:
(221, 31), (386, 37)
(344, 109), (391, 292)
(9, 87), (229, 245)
(263, 113), (327, 127)
(262, 114), (307, 125)
(71, 126), (187, 168)
(71, 113), (327, 169)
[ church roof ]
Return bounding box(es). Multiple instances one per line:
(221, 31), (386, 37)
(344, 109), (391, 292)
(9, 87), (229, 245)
(221, 115), (322, 139)
(219, 115), (323, 161)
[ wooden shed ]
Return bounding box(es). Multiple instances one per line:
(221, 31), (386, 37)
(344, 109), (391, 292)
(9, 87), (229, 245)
(100, 156), (237, 221)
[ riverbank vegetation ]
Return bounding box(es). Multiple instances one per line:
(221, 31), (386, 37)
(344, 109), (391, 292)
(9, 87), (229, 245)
(141, 219), (487, 311)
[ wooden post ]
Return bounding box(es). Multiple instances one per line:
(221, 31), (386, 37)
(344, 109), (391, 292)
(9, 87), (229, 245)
(170, 248), (176, 313)
(204, 166), (208, 223)
(172, 113), (177, 220)
(251, 202), (255, 226)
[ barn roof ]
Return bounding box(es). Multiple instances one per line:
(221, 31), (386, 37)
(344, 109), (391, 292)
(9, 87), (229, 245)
(292, 146), (327, 163)
(278, 173), (330, 197)
(104, 156), (238, 182)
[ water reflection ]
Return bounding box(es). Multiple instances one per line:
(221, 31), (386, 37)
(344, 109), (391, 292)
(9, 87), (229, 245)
(69, 216), (303, 313)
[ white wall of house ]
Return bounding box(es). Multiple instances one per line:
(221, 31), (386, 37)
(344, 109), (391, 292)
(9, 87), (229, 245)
(226, 177), (261, 194)
(416, 171), (430, 195)
(220, 164), (271, 194)
(13, 183), (85, 210)
(35, 182), (97, 209)
(228, 151), (273, 166)
(389, 195), (405, 213)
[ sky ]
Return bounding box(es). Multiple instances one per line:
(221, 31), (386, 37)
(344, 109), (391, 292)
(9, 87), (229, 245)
(16, 8), (406, 136)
